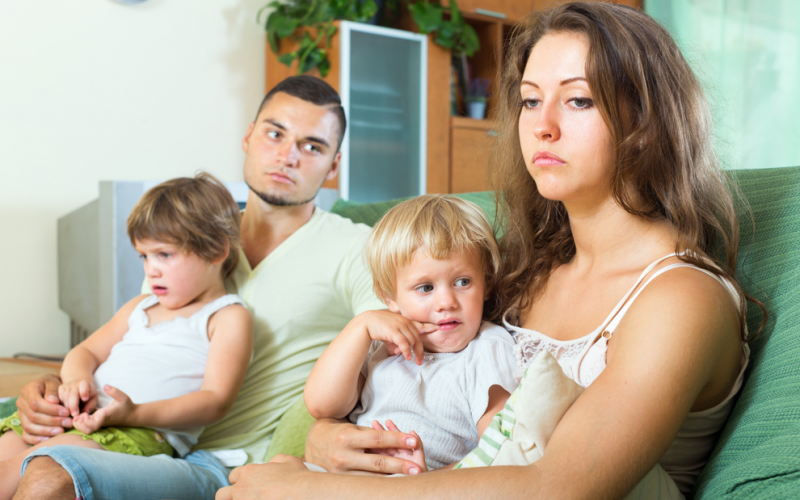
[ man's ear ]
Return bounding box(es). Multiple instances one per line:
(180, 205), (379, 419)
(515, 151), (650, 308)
(241, 122), (255, 153)
(326, 151), (342, 182)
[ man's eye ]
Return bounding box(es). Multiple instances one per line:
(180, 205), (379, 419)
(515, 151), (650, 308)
(267, 130), (280, 139)
(303, 143), (320, 153)
(416, 284), (434, 293)
(455, 278), (471, 287)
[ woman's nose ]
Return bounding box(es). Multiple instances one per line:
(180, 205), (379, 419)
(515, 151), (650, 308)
(532, 100), (561, 142)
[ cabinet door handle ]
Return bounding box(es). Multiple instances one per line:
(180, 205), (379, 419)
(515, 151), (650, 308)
(487, 130), (498, 137)
(475, 8), (506, 19)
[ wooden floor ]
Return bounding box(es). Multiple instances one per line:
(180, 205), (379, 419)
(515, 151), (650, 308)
(0, 358), (61, 398)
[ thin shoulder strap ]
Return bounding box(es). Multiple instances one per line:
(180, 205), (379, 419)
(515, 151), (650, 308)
(129, 294), (160, 329)
(191, 294), (247, 340)
(603, 262), (739, 336)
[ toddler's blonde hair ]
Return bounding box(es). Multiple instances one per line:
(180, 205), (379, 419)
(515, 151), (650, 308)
(365, 195), (500, 303)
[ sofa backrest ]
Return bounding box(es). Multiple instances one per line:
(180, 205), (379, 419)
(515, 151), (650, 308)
(330, 167), (800, 497)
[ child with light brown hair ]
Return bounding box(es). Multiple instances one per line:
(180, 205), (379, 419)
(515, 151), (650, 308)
(0, 173), (253, 499)
(304, 195), (518, 474)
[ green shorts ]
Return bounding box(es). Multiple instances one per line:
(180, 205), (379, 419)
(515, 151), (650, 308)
(0, 411), (173, 457)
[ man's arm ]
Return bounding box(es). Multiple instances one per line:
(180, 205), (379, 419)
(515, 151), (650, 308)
(15, 375), (70, 444)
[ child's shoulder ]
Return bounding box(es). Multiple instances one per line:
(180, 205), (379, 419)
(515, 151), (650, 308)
(472, 321), (515, 346)
(206, 295), (252, 333)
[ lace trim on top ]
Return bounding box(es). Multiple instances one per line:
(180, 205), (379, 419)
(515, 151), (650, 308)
(504, 313), (599, 381)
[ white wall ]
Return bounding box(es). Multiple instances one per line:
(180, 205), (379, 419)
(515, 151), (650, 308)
(0, 0), (266, 356)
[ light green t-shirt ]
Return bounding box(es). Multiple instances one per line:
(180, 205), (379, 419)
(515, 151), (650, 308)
(143, 209), (384, 463)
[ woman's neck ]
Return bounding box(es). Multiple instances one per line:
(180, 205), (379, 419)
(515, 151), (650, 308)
(564, 195), (678, 273)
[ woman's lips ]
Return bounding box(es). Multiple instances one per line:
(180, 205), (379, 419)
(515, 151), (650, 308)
(532, 151), (566, 167)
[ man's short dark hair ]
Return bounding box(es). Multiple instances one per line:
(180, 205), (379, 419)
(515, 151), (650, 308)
(256, 76), (347, 151)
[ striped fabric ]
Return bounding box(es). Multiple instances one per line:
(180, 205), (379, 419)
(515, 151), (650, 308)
(454, 378), (519, 468)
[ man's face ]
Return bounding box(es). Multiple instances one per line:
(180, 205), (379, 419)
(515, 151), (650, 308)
(242, 92), (342, 207)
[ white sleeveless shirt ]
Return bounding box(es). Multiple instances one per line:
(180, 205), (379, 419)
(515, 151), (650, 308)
(93, 293), (246, 457)
(506, 253), (749, 496)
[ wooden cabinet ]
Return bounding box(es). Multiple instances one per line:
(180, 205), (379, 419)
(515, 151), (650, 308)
(450, 117), (497, 193)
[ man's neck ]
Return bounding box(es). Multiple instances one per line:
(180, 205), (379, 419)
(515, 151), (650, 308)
(240, 191), (317, 269)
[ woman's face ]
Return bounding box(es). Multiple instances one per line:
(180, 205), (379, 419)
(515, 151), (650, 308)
(518, 32), (615, 209)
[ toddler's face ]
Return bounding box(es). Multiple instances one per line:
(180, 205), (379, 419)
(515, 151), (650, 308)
(386, 247), (485, 353)
(135, 239), (221, 310)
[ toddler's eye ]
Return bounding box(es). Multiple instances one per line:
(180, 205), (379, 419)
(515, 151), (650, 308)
(455, 278), (471, 287)
(159, 252), (171, 259)
(138, 254), (147, 261)
(416, 284), (434, 293)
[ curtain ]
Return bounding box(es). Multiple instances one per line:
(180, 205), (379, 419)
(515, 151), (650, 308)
(646, 0), (800, 170)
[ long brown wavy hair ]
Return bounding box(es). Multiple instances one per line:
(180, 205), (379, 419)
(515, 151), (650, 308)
(486, 1), (764, 339)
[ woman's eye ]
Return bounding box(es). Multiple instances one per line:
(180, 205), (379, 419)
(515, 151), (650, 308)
(455, 278), (471, 287)
(569, 97), (593, 110)
(521, 98), (540, 110)
(416, 284), (434, 293)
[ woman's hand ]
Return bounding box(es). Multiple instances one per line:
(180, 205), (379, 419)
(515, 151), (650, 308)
(216, 455), (309, 500)
(58, 377), (98, 418)
(368, 420), (428, 474)
(15, 374), (72, 444)
(304, 418), (423, 475)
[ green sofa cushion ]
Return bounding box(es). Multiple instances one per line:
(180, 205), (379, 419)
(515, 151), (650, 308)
(694, 166), (800, 498)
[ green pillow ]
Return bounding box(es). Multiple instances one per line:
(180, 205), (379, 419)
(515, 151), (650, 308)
(0, 397), (17, 419)
(264, 395), (316, 461)
(694, 166), (800, 498)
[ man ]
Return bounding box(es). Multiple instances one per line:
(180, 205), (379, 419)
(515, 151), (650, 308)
(12, 76), (385, 499)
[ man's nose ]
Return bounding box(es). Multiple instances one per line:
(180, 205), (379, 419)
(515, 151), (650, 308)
(276, 141), (300, 167)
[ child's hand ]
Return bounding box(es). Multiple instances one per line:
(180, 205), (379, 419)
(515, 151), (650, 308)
(58, 378), (98, 418)
(363, 311), (437, 366)
(72, 384), (136, 434)
(368, 420), (428, 474)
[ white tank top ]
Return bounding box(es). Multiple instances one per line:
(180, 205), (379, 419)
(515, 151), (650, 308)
(505, 252), (749, 496)
(93, 293), (246, 457)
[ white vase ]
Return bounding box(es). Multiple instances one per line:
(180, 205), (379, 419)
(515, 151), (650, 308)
(467, 101), (486, 120)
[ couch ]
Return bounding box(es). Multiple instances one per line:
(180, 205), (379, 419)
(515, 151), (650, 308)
(4, 166), (798, 497)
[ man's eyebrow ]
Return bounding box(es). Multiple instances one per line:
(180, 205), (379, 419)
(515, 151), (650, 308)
(262, 119), (330, 148)
(520, 76), (588, 88)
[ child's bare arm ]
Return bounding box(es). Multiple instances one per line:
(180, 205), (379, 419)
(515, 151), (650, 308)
(304, 310), (437, 420)
(76, 304), (254, 432)
(476, 385), (511, 437)
(304, 312), (379, 420)
(59, 295), (148, 417)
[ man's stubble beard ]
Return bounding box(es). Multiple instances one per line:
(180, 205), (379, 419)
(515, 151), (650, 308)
(245, 167), (332, 208)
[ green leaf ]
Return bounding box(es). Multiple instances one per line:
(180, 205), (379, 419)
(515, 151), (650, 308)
(460, 23), (479, 56)
(448, 0), (462, 25)
(273, 15), (299, 39)
(318, 57), (331, 77)
(278, 52), (297, 68)
(410, 3), (444, 34)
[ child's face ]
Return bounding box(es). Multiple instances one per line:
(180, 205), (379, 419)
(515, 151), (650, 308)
(135, 239), (223, 310)
(385, 247), (486, 353)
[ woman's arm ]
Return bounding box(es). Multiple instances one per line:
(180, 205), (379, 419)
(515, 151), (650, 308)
(75, 304), (254, 432)
(220, 268), (741, 500)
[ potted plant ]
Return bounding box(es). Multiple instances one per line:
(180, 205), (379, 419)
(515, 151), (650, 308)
(464, 77), (489, 119)
(259, 0), (480, 77)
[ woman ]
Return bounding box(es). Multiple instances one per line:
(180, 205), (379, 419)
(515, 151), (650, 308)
(219, 2), (760, 499)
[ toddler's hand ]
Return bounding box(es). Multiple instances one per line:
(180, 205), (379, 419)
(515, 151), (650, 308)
(368, 420), (428, 474)
(72, 384), (136, 434)
(363, 311), (437, 366)
(58, 379), (98, 418)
